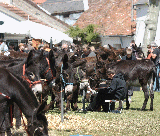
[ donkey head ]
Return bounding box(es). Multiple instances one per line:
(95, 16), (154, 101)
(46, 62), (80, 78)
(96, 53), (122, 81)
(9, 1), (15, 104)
(28, 98), (54, 136)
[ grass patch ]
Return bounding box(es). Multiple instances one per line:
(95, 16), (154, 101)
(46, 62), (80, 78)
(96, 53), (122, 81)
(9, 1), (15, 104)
(47, 91), (160, 136)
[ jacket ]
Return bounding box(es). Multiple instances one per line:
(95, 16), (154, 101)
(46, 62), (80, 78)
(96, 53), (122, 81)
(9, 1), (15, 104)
(107, 73), (127, 100)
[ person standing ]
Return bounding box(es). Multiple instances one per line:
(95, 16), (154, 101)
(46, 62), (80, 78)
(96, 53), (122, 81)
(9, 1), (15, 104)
(150, 42), (160, 92)
(122, 47), (137, 60)
(0, 39), (8, 52)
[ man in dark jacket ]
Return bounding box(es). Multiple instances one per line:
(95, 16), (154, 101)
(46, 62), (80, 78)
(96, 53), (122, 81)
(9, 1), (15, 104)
(86, 72), (126, 112)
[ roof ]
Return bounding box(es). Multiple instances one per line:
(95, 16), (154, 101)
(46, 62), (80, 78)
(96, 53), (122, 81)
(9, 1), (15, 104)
(0, 2), (49, 26)
(32, 0), (47, 4)
(0, 0), (70, 32)
(134, 0), (148, 5)
(40, 0), (84, 14)
(74, 0), (137, 36)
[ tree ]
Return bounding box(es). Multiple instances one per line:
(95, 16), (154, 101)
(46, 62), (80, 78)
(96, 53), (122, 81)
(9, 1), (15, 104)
(66, 24), (99, 45)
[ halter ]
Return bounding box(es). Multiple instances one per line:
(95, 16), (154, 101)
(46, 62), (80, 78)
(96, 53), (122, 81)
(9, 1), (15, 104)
(60, 64), (73, 87)
(43, 57), (56, 81)
(22, 64), (41, 88)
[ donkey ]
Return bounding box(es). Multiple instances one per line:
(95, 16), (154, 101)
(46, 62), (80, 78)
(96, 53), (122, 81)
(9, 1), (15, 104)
(94, 59), (157, 111)
(49, 49), (87, 111)
(0, 68), (53, 136)
(0, 49), (55, 131)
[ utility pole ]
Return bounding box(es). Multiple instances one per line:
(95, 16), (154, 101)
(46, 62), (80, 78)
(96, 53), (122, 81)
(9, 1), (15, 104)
(142, 0), (159, 57)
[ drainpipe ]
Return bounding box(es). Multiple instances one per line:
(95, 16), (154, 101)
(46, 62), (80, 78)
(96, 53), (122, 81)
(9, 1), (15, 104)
(119, 36), (123, 48)
(142, 0), (159, 57)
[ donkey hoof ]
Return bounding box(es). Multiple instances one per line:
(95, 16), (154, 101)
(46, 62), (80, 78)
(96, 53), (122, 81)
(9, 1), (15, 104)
(117, 107), (122, 111)
(66, 108), (71, 111)
(141, 108), (145, 111)
(150, 107), (153, 111)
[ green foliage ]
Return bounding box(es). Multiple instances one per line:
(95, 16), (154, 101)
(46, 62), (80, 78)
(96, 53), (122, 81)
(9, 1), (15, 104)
(66, 24), (99, 44)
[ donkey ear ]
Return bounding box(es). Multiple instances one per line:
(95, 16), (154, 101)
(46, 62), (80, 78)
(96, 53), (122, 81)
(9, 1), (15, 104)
(26, 50), (34, 66)
(39, 50), (44, 60)
(36, 96), (54, 115)
(63, 54), (68, 70)
(49, 50), (56, 77)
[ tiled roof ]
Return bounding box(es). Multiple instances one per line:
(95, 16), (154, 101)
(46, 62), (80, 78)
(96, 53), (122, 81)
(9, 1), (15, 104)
(0, 2), (50, 26)
(74, 0), (138, 36)
(0, 0), (70, 32)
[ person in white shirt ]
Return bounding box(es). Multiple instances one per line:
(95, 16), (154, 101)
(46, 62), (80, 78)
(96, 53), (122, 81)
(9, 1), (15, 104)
(0, 39), (8, 52)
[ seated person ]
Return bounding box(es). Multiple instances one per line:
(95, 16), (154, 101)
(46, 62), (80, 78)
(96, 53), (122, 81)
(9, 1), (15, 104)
(86, 71), (126, 112)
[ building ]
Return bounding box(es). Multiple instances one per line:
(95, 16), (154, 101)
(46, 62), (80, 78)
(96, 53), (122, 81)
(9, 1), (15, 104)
(39, 0), (89, 26)
(74, 0), (138, 49)
(0, 0), (72, 48)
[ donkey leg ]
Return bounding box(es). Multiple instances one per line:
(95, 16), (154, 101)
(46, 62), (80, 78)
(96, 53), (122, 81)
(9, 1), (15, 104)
(66, 94), (72, 111)
(14, 103), (21, 129)
(6, 129), (12, 136)
(141, 91), (149, 110)
(0, 133), (5, 136)
(150, 91), (154, 111)
(141, 85), (149, 110)
(126, 90), (130, 110)
(117, 100), (122, 110)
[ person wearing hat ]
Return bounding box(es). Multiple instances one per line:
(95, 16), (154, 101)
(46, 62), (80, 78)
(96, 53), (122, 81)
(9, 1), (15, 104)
(150, 41), (160, 92)
(0, 39), (8, 52)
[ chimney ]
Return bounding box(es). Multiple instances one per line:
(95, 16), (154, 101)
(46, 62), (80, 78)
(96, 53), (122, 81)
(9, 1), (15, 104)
(83, 0), (89, 11)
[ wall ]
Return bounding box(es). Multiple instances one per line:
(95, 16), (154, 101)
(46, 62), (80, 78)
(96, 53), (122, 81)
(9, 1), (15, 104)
(55, 12), (83, 26)
(134, 4), (148, 46)
(100, 35), (134, 49)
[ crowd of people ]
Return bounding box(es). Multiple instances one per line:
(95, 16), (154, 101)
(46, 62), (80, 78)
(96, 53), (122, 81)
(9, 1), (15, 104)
(0, 38), (159, 112)
(0, 38), (52, 54)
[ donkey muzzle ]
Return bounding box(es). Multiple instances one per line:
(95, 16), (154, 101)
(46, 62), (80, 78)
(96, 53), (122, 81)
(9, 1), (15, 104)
(32, 83), (43, 93)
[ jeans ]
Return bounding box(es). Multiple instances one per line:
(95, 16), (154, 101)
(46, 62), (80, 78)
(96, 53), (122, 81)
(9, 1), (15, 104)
(153, 64), (160, 92)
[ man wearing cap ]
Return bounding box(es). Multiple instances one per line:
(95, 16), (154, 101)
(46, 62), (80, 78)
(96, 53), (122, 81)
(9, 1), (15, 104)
(0, 39), (8, 52)
(150, 41), (160, 92)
